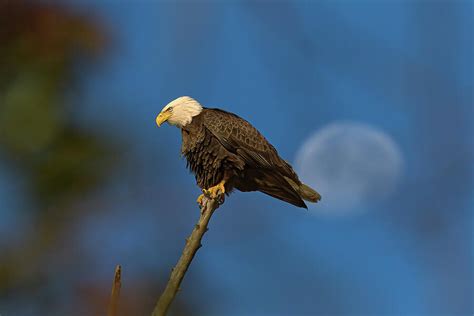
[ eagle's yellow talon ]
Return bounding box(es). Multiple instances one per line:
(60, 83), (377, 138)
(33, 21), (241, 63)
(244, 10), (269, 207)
(202, 181), (226, 199)
(197, 194), (205, 206)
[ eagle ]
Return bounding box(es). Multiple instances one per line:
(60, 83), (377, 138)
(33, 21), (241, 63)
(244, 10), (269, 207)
(156, 96), (321, 208)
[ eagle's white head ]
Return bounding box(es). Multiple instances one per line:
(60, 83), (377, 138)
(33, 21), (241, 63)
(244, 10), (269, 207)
(156, 96), (203, 128)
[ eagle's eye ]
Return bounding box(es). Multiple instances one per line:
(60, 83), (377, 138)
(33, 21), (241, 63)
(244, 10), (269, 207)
(167, 107), (173, 113)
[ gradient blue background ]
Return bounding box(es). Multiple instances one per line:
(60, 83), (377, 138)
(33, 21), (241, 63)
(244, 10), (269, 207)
(1, 1), (472, 315)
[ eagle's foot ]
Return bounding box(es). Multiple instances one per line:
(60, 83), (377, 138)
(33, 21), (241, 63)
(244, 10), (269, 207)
(196, 194), (205, 208)
(203, 181), (226, 200)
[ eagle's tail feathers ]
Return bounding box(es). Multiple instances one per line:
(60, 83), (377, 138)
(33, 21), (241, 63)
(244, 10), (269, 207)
(260, 186), (307, 208)
(283, 176), (321, 203)
(256, 172), (307, 208)
(299, 183), (321, 203)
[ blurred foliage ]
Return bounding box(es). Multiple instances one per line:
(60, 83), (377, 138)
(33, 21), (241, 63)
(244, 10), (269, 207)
(0, 0), (116, 305)
(0, 1), (110, 207)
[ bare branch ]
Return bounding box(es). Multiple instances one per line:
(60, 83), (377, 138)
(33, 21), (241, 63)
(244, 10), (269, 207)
(151, 197), (221, 316)
(108, 265), (122, 316)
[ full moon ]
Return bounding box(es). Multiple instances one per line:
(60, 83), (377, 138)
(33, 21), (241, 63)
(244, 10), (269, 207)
(295, 121), (403, 215)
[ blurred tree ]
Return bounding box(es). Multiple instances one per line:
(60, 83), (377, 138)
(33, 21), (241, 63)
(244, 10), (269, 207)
(0, 0), (114, 303)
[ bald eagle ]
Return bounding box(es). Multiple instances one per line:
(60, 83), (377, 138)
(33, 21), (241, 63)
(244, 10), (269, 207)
(156, 96), (321, 208)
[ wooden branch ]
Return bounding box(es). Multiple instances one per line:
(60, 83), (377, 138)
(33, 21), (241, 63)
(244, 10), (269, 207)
(108, 265), (122, 316)
(151, 196), (221, 316)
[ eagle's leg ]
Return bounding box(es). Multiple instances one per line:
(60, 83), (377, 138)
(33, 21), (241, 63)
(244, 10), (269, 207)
(202, 179), (226, 200)
(197, 181), (225, 210)
(197, 181), (225, 211)
(200, 171), (231, 208)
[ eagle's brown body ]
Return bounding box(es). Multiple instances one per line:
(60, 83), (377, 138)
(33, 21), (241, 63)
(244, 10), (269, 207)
(181, 108), (320, 208)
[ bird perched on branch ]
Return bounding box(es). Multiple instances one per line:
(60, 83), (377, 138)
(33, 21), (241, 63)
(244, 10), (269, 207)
(156, 96), (321, 208)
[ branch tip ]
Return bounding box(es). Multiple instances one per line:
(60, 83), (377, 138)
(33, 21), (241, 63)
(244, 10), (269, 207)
(107, 264), (122, 316)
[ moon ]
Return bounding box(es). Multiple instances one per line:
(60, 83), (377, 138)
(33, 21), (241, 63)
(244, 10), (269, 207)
(295, 121), (403, 215)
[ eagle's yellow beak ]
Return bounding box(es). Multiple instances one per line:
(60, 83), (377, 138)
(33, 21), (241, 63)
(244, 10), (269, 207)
(156, 111), (172, 127)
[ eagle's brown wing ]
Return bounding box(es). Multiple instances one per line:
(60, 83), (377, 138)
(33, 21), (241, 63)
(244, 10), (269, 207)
(201, 108), (308, 207)
(201, 108), (300, 181)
